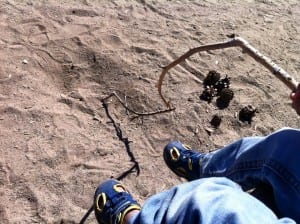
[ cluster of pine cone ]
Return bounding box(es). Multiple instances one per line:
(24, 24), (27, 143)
(200, 70), (234, 107)
(200, 70), (257, 127)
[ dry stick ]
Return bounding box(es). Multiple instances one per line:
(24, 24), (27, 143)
(79, 206), (93, 224)
(102, 92), (175, 116)
(158, 36), (299, 109)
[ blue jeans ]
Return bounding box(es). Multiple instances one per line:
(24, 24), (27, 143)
(130, 128), (300, 224)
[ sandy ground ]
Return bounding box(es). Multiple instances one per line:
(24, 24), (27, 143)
(0, 0), (300, 223)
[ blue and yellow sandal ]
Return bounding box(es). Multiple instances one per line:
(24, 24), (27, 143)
(94, 179), (141, 224)
(163, 141), (205, 181)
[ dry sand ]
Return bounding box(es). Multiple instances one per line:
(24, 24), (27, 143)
(0, 0), (300, 223)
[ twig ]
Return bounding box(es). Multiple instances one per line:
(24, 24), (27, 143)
(81, 92), (158, 224)
(102, 92), (175, 116)
(158, 36), (299, 108)
(79, 205), (94, 224)
(101, 98), (140, 176)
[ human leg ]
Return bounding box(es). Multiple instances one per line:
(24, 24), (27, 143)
(129, 177), (295, 224)
(163, 128), (300, 221)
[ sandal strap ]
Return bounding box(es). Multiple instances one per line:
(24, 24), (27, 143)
(94, 179), (141, 224)
(163, 141), (205, 180)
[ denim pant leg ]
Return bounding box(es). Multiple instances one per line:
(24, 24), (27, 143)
(200, 128), (300, 222)
(130, 177), (295, 224)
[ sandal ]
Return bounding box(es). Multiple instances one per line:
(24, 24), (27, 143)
(163, 140), (205, 181)
(94, 179), (141, 224)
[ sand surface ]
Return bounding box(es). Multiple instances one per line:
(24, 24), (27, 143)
(0, 0), (300, 223)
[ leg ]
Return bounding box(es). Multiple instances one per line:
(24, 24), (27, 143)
(164, 128), (300, 222)
(250, 182), (280, 216)
(130, 177), (295, 224)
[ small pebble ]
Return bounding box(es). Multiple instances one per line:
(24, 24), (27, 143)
(205, 127), (214, 135)
(22, 59), (28, 64)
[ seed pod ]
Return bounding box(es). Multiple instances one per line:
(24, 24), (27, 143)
(218, 88), (234, 104)
(210, 115), (222, 128)
(203, 70), (221, 86)
(239, 105), (257, 124)
(200, 86), (217, 103)
(214, 75), (231, 94)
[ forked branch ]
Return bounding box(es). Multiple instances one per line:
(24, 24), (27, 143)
(158, 36), (299, 108)
(102, 92), (175, 117)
